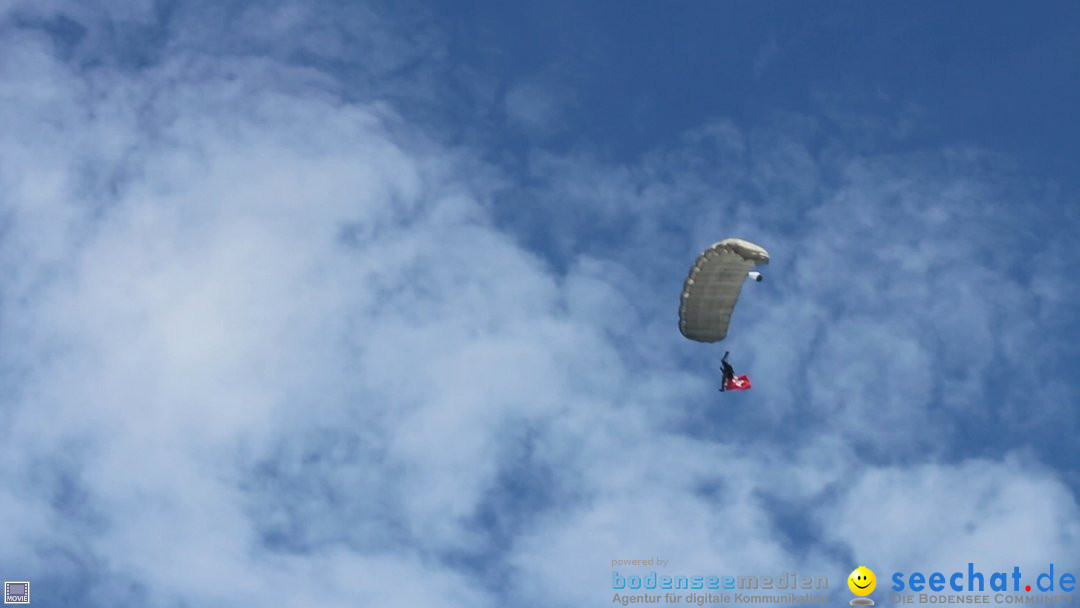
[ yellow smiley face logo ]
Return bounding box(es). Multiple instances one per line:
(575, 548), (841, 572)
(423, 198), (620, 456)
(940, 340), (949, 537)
(848, 566), (876, 596)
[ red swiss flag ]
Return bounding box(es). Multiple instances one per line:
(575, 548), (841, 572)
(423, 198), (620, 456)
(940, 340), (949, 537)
(725, 375), (752, 391)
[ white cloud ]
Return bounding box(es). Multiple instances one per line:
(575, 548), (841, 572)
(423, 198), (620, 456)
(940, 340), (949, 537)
(823, 453), (1080, 574)
(1, 3), (1078, 608)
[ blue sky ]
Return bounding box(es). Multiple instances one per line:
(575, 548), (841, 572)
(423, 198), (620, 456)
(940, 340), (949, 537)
(1, 1), (1078, 607)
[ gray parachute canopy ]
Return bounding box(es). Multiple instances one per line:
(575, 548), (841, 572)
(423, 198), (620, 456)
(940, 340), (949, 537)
(678, 238), (770, 343)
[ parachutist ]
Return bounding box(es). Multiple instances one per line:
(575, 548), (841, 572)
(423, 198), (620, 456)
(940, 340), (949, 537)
(679, 238), (767, 392)
(720, 351), (735, 390)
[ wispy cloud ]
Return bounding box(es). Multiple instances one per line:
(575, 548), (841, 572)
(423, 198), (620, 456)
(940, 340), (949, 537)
(1, 3), (1078, 607)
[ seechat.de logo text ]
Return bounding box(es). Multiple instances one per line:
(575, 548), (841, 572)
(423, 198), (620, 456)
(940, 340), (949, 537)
(890, 563), (1077, 605)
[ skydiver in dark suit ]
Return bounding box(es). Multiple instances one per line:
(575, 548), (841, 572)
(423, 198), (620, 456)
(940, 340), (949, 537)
(719, 351), (735, 391)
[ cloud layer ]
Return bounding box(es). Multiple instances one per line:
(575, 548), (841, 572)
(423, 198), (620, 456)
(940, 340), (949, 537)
(1, 3), (1078, 607)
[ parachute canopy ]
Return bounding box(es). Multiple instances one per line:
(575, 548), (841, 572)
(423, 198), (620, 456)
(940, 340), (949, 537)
(678, 238), (769, 343)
